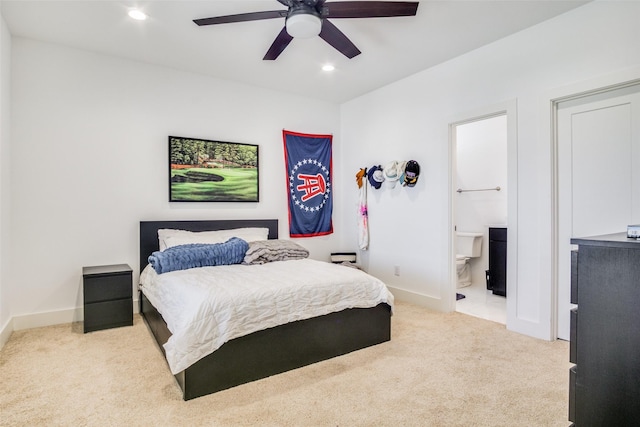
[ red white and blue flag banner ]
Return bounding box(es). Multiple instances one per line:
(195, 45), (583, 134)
(283, 130), (333, 238)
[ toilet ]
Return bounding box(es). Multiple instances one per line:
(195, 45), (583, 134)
(456, 232), (483, 288)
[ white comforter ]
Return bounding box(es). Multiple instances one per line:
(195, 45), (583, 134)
(139, 259), (394, 374)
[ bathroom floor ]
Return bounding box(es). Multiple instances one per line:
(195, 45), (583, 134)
(456, 282), (506, 324)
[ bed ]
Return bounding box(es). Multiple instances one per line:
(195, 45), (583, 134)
(138, 219), (392, 400)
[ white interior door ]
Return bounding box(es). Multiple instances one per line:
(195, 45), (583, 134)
(557, 84), (640, 340)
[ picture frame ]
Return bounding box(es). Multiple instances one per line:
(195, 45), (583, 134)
(169, 136), (259, 202)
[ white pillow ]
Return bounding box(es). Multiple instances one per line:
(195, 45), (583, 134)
(158, 228), (191, 250)
(158, 227), (269, 251)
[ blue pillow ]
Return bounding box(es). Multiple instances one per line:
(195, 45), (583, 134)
(149, 237), (249, 274)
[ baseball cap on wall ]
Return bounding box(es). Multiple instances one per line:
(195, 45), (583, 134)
(402, 160), (420, 187)
(383, 161), (401, 189)
(367, 165), (385, 189)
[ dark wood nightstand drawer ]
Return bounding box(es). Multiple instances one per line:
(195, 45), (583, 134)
(84, 299), (133, 333)
(83, 264), (132, 303)
(84, 274), (132, 304)
(83, 264), (133, 333)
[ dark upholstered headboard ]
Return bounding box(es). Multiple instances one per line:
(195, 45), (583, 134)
(139, 219), (279, 274)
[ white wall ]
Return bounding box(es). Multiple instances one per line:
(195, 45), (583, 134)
(9, 38), (340, 326)
(456, 115), (507, 286)
(5, 1), (640, 342)
(0, 12), (12, 342)
(340, 1), (640, 339)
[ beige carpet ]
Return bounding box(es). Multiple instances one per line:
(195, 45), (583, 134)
(0, 302), (570, 426)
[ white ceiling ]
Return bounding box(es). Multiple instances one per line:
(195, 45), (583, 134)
(1, 0), (589, 104)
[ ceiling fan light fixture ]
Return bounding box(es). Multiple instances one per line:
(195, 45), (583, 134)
(285, 13), (322, 39)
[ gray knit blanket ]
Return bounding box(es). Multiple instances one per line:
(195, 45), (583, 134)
(242, 240), (309, 265)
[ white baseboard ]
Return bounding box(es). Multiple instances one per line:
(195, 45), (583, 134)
(0, 317), (12, 350)
(387, 286), (446, 312)
(7, 298), (140, 332)
(12, 306), (83, 330)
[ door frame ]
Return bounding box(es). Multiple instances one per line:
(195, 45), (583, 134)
(549, 69), (640, 340)
(447, 100), (518, 319)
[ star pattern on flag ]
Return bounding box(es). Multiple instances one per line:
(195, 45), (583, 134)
(289, 158), (331, 212)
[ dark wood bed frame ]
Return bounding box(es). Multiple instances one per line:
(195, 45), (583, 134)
(139, 219), (391, 400)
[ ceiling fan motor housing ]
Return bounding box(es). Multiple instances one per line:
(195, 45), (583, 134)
(286, 6), (323, 38)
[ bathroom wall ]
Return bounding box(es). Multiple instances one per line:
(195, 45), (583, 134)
(455, 115), (508, 287)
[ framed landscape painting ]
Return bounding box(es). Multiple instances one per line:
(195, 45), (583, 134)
(169, 136), (259, 202)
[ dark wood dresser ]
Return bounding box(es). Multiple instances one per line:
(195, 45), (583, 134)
(83, 264), (133, 333)
(569, 233), (640, 426)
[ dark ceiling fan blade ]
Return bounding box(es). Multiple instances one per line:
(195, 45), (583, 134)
(325, 1), (418, 18)
(319, 20), (361, 59)
(263, 27), (294, 60)
(194, 10), (287, 26)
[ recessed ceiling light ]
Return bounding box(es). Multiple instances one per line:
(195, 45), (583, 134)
(128, 9), (147, 21)
(322, 64), (335, 72)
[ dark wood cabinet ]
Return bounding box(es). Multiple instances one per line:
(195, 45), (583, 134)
(83, 264), (133, 333)
(569, 233), (640, 426)
(488, 227), (507, 296)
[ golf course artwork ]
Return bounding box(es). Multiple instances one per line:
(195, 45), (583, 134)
(169, 136), (259, 202)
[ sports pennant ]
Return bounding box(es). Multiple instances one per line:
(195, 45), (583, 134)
(283, 130), (333, 238)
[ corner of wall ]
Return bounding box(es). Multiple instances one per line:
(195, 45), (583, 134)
(0, 9), (13, 335)
(388, 286), (446, 312)
(0, 316), (12, 350)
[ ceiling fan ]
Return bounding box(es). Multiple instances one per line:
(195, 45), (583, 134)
(194, 1), (419, 60)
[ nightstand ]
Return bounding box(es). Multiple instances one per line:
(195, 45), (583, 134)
(83, 264), (133, 333)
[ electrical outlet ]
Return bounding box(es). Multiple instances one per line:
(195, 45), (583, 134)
(394, 265), (400, 276)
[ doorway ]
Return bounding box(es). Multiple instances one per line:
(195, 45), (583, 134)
(449, 100), (517, 326)
(454, 115), (507, 323)
(554, 80), (640, 340)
